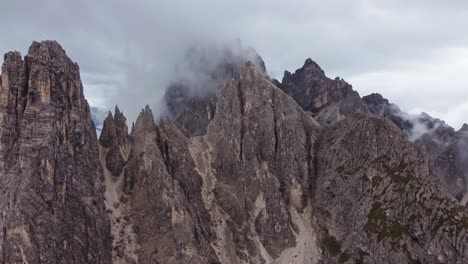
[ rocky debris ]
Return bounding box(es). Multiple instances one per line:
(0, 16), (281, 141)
(98, 106), (135, 263)
(0, 41), (112, 263)
(276, 58), (368, 124)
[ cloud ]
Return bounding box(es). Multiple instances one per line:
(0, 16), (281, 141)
(0, 0), (467, 127)
(349, 47), (468, 129)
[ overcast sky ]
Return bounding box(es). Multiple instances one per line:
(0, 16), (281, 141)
(1, 0), (468, 129)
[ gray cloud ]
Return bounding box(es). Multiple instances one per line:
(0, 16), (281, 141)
(1, 0), (468, 127)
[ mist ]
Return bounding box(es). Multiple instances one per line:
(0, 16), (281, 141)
(1, 0), (468, 129)
(388, 106), (468, 200)
(393, 110), (449, 142)
(83, 0), (279, 124)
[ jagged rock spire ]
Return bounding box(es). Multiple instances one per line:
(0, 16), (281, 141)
(99, 105), (129, 148)
(278, 57), (367, 124)
(132, 104), (155, 134)
(0, 41), (112, 263)
(460, 123), (468, 132)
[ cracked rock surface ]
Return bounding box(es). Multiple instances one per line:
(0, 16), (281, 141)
(0, 41), (111, 264)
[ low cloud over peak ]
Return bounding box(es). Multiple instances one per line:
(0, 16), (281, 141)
(1, 0), (468, 128)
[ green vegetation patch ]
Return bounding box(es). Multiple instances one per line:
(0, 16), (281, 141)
(336, 165), (345, 173)
(371, 175), (382, 188)
(377, 160), (419, 185)
(364, 202), (410, 242)
(338, 251), (351, 263)
(431, 205), (468, 234)
(323, 230), (342, 256)
(354, 248), (370, 263)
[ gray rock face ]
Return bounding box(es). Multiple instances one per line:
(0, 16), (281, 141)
(362, 93), (413, 133)
(431, 127), (468, 202)
(277, 58), (368, 124)
(163, 42), (267, 123)
(278, 58), (468, 207)
(99, 61), (467, 264)
(362, 93), (468, 203)
(313, 114), (467, 263)
(99, 64), (322, 263)
(0, 41), (112, 263)
(1, 41), (467, 264)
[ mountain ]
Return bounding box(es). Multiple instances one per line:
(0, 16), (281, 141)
(273, 58), (367, 125)
(275, 59), (468, 205)
(0, 41), (111, 263)
(0, 41), (467, 264)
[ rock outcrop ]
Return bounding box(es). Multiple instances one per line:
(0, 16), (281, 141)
(361, 94), (468, 203)
(0, 41), (111, 263)
(276, 58), (368, 124)
(314, 114), (467, 263)
(276, 59), (468, 207)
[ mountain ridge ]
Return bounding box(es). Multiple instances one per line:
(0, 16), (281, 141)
(0, 40), (466, 264)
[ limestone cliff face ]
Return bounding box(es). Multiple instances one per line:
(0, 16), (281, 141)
(0, 41), (112, 263)
(99, 62), (467, 264)
(100, 64), (322, 263)
(314, 114), (467, 263)
(1, 41), (467, 264)
(276, 58), (368, 124)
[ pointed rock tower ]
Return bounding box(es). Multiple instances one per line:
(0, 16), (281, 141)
(0, 41), (112, 263)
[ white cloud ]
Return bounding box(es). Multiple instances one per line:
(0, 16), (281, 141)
(0, 0), (467, 127)
(348, 47), (468, 129)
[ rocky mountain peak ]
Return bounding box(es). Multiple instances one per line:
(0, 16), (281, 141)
(163, 42), (267, 119)
(302, 57), (326, 76)
(132, 104), (155, 134)
(362, 92), (389, 106)
(277, 58), (367, 124)
(99, 105), (129, 148)
(0, 41), (111, 263)
(28, 40), (68, 62)
(282, 58), (325, 83)
(3, 51), (22, 65)
(460, 123), (468, 132)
